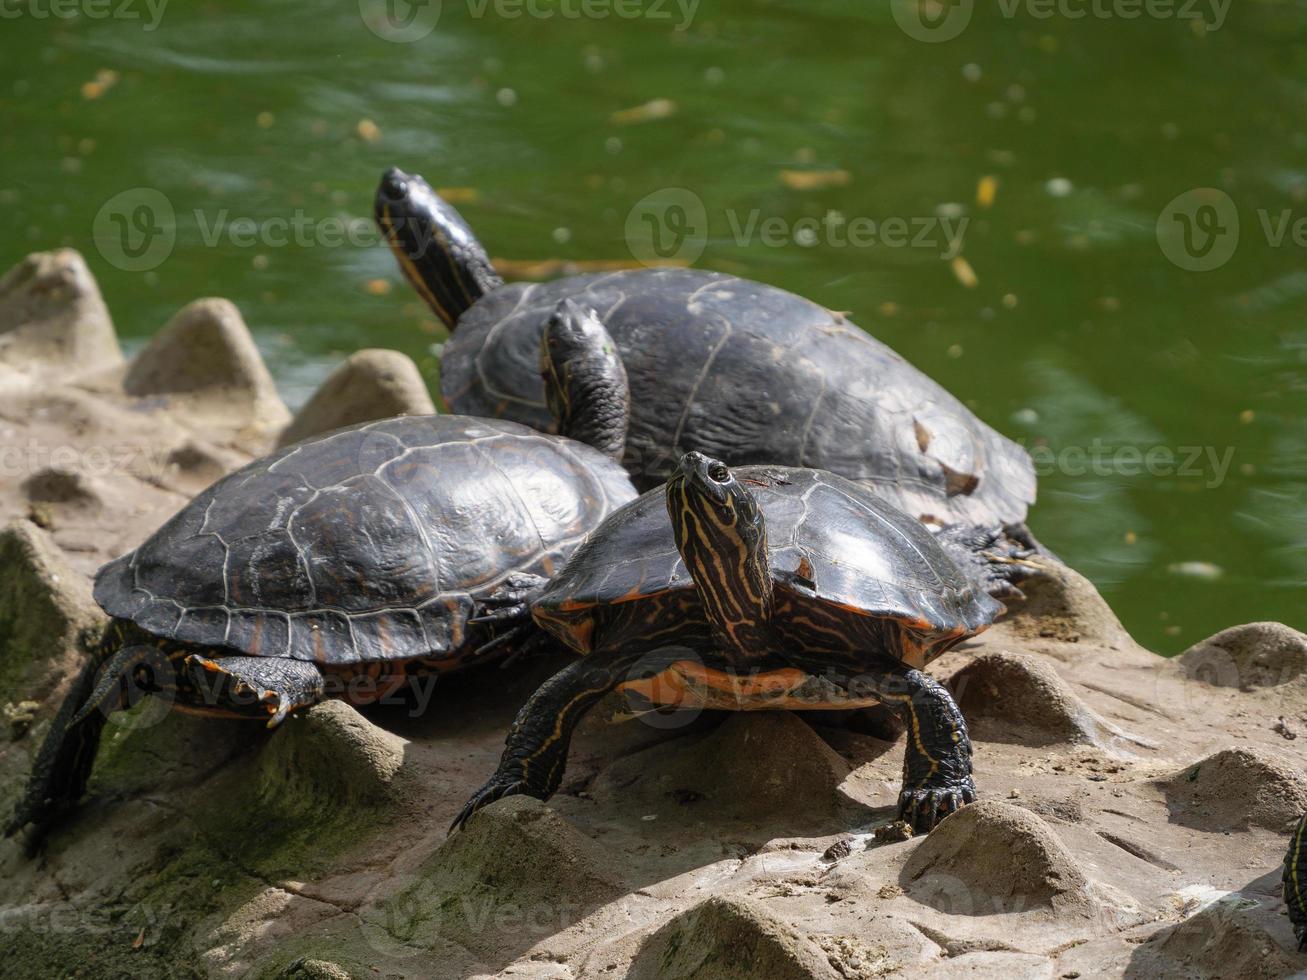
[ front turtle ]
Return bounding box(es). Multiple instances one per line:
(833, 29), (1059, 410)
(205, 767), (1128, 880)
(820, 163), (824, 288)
(455, 452), (1026, 835)
(1285, 812), (1307, 949)
(7, 348), (637, 842)
(375, 167), (1038, 535)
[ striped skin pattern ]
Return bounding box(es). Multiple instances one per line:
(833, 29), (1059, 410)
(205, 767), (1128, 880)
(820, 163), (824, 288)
(1286, 812), (1307, 949)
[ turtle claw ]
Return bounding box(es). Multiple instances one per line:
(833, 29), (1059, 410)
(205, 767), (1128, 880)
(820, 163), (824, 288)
(449, 774), (530, 835)
(897, 779), (976, 834)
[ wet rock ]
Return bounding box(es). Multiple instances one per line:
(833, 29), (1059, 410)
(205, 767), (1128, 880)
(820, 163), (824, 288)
(1128, 892), (1299, 979)
(277, 348), (435, 448)
(627, 895), (840, 980)
(1177, 622), (1307, 691)
(999, 561), (1131, 650)
(951, 652), (1104, 746)
(256, 700), (406, 810)
(901, 801), (1097, 918)
(0, 520), (104, 708)
(591, 712), (856, 827)
(1161, 746), (1307, 832)
(0, 249), (121, 383)
(123, 298), (289, 434)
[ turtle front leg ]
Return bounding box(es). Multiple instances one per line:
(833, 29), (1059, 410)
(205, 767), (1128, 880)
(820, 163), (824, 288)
(849, 667), (976, 833)
(451, 647), (648, 833)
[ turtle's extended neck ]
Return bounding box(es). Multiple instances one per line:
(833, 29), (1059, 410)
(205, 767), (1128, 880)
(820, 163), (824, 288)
(374, 168), (503, 330)
(541, 299), (630, 461)
(666, 453), (776, 660)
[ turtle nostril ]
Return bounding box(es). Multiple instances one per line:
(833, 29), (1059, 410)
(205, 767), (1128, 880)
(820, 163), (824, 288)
(379, 167), (408, 200)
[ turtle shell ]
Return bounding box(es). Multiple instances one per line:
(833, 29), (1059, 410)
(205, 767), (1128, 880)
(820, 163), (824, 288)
(532, 466), (1000, 668)
(94, 416), (635, 666)
(441, 268), (1035, 527)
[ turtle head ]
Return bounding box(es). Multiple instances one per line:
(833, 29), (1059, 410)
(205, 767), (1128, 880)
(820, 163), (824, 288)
(666, 452), (774, 657)
(374, 167), (504, 330)
(540, 299), (630, 461)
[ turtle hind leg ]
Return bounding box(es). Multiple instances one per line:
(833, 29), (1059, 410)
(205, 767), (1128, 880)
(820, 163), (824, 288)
(934, 522), (1044, 601)
(186, 655), (326, 727)
(5, 620), (141, 844)
(450, 647), (648, 833)
(848, 667), (975, 833)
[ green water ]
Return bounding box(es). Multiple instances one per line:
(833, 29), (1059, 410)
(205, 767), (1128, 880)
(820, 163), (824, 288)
(1, 0), (1304, 652)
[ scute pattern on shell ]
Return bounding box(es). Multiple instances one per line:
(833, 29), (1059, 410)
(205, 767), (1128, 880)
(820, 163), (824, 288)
(441, 268), (1036, 526)
(93, 415), (635, 665)
(535, 465), (1001, 651)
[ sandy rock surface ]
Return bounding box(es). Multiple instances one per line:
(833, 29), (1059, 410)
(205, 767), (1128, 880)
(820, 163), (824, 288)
(1, 251), (1306, 980)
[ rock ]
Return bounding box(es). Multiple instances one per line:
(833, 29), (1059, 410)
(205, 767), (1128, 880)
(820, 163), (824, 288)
(380, 795), (624, 957)
(590, 712), (856, 827)
(1128, 892), (1300, 979)
(277, 349), (434, 448)
(123, 298), (289, 434)
(0, 249), (121, 383)
(999, 561), (1131, 650)
(1161, 747), (1307, 832)
(627, 895), (840, 980)
(256, 700), (406, 811)
(0, 520), (104, 708)
(21, 467), (103, 511)
(901, 801), (1098, 918)
(951, 652), (1106, 747)
(162, 438), (234, 487)
(1177, 622), (1307, 691)
(280, 958), (355, 980)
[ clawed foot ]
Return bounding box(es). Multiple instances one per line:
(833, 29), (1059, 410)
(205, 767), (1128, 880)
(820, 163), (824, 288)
(473, 573), (550, 625)
(449, 770), (534, 835)
(897, 779), (976, 833)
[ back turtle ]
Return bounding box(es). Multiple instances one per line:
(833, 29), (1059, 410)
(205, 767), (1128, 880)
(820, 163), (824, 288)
(375, 167), (1039, 537)
(6, 351), (636, 842)
(454, 452), (1032, 836)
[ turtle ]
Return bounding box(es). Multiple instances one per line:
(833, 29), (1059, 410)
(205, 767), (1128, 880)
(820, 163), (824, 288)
(374, 167), (1040, 542)
(452, 451), (1031, 836)
(6, 365), (637, 841)
(1285, 811), (1307, 949)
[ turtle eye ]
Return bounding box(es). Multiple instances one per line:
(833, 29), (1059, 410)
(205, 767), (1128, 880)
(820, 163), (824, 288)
(707, 462), (729, 483)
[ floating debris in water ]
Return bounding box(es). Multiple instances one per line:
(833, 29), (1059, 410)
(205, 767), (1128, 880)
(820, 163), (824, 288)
(356, 119), (382, 142)
(977, 175), (998, 209)
(1002, 293), (1018, 309)
(1168, 561), (1224, 581)
(365, 279), (392, 297)
(950, 255), (978, 289)
(257, 112), (275, 130)
(778, 169), (851, 191)
(610, 98), (676, 125)
(962, 63), (982, 82)
(1046, 177), (1074, 198)
(81, 68), (119, 101)
(496, 88), (518, 108)
(1012, 407), (1039, 426)
(1239, 409), (1255, 424)
(436, 187), (478, 204)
